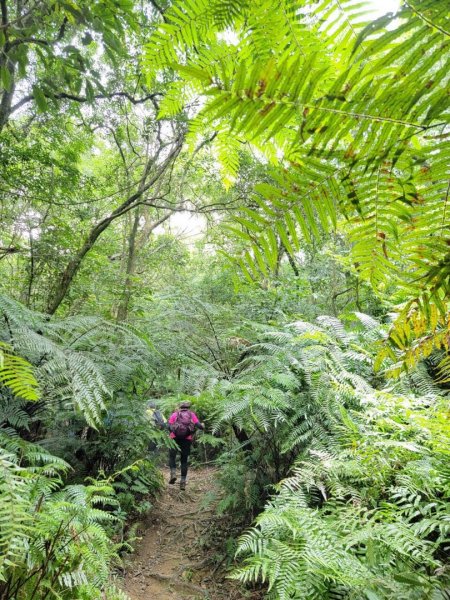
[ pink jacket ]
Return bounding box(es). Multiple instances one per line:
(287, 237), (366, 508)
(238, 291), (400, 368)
(168, 410), (201, 441)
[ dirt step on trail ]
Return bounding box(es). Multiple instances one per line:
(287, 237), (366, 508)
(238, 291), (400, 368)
(123, 467), (239, 600)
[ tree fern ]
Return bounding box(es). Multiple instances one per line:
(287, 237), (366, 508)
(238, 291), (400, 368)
(190, 310), (450, 597)
(211, 312), (390, 494)
(0, 294), (151, 426)
(143, 0), (450, 373)
(0, 342), (40, 402)
(0, 436), (130, 599)
(233, 392), (450, 599)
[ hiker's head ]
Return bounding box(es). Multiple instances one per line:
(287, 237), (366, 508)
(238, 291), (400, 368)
(147, 401), (156, 409)
(179, 400), (191, 409)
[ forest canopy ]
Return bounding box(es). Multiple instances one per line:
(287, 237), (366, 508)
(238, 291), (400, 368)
(0, 0), (449, 599)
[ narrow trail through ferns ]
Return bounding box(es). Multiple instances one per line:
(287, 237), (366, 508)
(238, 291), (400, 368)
(123, 467), (248, 600)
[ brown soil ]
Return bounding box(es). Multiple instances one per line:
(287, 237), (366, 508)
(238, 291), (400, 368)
(122, 467), (253, 600)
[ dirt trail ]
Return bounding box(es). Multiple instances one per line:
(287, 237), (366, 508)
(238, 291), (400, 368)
(123, 468), (240, 600)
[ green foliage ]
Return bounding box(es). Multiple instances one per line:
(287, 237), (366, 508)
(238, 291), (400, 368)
(0, 294), (151, 427)
(233, 394), (450, 599)
(1, 2), (449, 598)
(143, 293), (244, 391)
(0, 0), (138, 124)
(144, 0), (450, 375)
(216, 312), (377, 444)
(0, 349), (129, 599)
(0, 441), (129, 599)
(215, 452), (264, 521)
(182, 312), (450, 598)
(0, 342), (40, 402)
(110, 460), (163, 516)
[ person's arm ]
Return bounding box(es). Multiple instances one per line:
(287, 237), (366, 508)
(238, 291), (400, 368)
(191, 412), (205, 430)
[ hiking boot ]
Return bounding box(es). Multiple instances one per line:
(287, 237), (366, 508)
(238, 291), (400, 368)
(169, 469), (177, 484)
(180, 478), (186, 491)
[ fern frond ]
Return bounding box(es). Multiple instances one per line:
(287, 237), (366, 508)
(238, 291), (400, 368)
(143, 0), (450, 374)
(0, 342), (40, 401)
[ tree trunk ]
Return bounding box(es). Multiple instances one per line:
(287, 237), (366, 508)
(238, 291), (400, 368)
(116, 210), (140, 322)
(23, 226), (35, 307)
(116, 210), (173, 322)
(284, 244), (300, 276)
(0, 0), (16, 134)
(46, 137), (182, 315)
(0, 60), (16, 134)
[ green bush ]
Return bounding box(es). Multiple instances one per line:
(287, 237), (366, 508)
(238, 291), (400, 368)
(0, 436), (128, 599)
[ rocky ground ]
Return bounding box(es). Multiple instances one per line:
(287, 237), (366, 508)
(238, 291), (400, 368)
(122, 467), (259, 600)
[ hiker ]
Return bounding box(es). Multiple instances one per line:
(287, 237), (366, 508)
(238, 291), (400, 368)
(146, 401), (167, 454)
(146, 401), (166, 430)
(168, 401), (204, 490)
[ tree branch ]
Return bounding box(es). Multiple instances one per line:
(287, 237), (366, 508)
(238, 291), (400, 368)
(0, 245), (22, 259)
(11, 91), (163, 114)
(332, 287), (352, 300)
(46, 136), (184, 314)
(0, 0), (7, 27)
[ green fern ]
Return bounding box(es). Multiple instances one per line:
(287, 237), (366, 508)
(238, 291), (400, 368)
(0, 342), (40, 402)
(233, 392), (450, 599)
(200, 312), (450, 598)
(0, 436), (131, 599)
(0, 295), (151, 427)
(143, 0), (450, 374)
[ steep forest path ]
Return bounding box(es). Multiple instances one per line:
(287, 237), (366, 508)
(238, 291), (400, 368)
(123, 467), (247, 600)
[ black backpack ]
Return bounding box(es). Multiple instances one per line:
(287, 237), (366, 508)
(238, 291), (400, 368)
(147, 408), (166, 430)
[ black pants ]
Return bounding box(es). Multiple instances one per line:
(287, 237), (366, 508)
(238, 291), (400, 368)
(169, 438), (192, 478)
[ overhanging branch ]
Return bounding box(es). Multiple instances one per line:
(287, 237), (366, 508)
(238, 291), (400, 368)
(11, 91), (163, 114)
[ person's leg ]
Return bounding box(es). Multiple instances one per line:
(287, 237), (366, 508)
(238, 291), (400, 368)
(179, 439), (191, 489)
(168, 446), (178, 484)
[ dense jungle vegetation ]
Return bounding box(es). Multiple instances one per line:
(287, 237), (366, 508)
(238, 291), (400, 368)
(0, 0), (449, 598)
